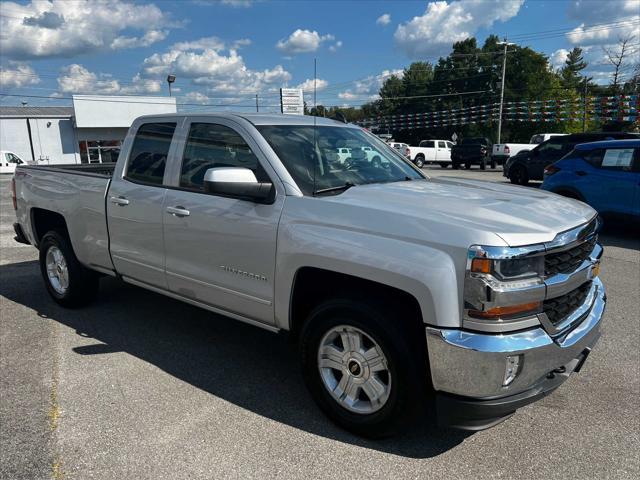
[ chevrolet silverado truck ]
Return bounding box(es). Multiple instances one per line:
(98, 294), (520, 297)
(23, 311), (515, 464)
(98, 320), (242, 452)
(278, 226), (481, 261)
(12, 113), (605, 437)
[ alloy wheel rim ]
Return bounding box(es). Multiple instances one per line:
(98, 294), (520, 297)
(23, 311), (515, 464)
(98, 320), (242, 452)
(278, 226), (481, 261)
(46, 246), (69, 295)
(317, 325), (392, 414)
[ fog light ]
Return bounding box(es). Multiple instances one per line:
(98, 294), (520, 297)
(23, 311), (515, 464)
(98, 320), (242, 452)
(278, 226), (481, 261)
(503, 355), (522, 386)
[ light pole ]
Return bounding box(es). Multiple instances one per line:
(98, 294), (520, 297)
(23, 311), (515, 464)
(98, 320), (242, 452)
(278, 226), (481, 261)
(496, 40), (514, 144)
(166, 74), (176, 97)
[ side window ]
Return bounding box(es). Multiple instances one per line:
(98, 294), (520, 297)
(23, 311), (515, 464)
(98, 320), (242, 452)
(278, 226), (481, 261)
(424, 141), (435, 148)
(600, 148), (635, 171)
(538, 139), (564, 155)
(180, 123), (267, 191)
(125, 123), (176, 185)
(438, 141), (446, 148)
(581, 149), (604, 167)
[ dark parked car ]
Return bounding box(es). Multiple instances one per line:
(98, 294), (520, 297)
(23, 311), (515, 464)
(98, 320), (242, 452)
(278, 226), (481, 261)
(504, 132), (638, 185)
(451, 137), (493, 169)
(542, 139), (640, 222)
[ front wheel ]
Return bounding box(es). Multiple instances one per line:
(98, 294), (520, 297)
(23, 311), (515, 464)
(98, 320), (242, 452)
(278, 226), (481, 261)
(439, 162), (449, 168)
(465, 162), (471, 169)
(39, 230), (99, 307)
(300, 299), (427, 438)
(480, 159), (486, 170)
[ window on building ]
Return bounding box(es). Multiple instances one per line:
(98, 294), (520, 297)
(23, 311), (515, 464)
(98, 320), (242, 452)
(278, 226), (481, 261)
(125, 123), (176, 185)
(78, 140), (123, 164)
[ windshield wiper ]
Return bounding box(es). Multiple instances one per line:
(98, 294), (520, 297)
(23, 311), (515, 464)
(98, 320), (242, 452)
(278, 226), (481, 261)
(313, 182), (356, 196)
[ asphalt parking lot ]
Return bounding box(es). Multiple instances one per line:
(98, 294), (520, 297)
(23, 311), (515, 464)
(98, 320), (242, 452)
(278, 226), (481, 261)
(1, 170), (638, 480)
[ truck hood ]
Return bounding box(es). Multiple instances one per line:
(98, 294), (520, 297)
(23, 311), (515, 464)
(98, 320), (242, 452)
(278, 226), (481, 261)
(322, 177), (596, 246)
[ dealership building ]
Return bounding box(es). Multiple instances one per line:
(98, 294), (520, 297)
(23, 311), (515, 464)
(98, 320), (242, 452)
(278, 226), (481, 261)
(0, 95), (177, 165)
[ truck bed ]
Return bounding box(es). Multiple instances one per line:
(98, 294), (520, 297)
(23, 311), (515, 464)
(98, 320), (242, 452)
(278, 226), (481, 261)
(14, 163), (115, 274)
(19, 163), (116, 177)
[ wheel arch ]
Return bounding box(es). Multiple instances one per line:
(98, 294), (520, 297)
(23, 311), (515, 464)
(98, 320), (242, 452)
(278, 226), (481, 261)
(30, 208), (69, 247)
(288, 267), (425, 341)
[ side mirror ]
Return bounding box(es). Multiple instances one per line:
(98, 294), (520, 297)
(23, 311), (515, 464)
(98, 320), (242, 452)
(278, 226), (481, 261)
(203, 167), (274, 204)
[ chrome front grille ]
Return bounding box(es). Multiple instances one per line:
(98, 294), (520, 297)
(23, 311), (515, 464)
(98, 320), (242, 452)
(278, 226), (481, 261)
(545, 236), (597, 276)
(543, 281), (592, 325)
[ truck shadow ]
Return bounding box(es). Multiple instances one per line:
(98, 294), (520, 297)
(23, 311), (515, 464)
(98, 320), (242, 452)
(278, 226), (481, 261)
(0, 260), (469, 459)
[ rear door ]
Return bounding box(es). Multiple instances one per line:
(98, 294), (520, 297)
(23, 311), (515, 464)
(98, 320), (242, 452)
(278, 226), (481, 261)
(162, 118), (285, 325)
(107, 121), (178, 289)
(579, 146), (638, 216)
(436, 141), (451, 161)
(419, 140), (436, 161)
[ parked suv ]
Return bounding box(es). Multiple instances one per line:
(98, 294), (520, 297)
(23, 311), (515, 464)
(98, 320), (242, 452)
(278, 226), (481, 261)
(542, 139), (640, 221)
(505, 132), (638, 185)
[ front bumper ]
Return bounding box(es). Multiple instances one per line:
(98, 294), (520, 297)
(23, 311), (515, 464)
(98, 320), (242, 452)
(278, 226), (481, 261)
(426, 277), (605, 430)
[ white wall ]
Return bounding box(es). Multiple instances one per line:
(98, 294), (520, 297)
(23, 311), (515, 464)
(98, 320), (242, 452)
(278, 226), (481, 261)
(73, 95), (177, 128)
(0, 118), (33, 162)
(0, 117), (78, 165)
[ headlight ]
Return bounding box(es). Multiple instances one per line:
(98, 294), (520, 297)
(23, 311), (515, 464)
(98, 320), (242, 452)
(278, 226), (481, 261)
(464, 245), (546, 331)
(471, 256), (544, 280)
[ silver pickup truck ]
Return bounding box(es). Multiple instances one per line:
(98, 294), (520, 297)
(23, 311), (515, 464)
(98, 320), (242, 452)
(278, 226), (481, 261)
(12, 113), (605, 437)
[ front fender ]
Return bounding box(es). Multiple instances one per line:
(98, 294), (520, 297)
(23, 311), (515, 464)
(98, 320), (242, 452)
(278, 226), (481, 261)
(274, 221), (462, 330)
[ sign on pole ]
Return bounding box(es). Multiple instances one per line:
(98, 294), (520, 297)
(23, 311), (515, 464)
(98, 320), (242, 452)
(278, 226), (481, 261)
(280, 88), (304, 115)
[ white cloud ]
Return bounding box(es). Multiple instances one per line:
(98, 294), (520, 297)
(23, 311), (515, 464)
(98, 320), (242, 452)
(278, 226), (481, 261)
(296, 78), (329, 91)
(140, 37), (291, 95)
(0, 62), (41, 88)
(550, 48), (570, 69)
(328, 40), (343, 53)
(394, 0), (524, 58)
(276, 29), (336, 54)
(0, 0), (173, 60)
(57, 64), (162, 95)
(221, 0), (254, 6)
(111, 30), (168, 50)
(183, 91), (211, 104)
(338, 69), (404, 101)
(376, 13), (391, 26)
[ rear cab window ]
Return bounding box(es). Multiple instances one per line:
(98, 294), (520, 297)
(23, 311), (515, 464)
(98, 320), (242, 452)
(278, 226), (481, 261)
(125, 122), (177, 185)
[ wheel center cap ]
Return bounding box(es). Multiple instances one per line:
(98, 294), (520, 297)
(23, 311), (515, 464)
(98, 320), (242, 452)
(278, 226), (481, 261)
(56, 265), (63, 274)
(347, 359), (362, 377)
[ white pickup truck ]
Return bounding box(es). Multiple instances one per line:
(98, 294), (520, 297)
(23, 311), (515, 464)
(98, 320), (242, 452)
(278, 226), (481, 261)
(408, 139), (454, 168)
(492, 133), (567, 165)
(12, 113), (605, 437)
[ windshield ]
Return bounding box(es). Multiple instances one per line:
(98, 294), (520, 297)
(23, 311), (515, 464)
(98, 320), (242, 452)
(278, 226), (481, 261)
(257, 125), (423, 195)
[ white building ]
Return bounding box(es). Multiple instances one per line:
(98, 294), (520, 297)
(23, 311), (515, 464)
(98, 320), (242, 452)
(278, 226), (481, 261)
(0, 95), (177, 165)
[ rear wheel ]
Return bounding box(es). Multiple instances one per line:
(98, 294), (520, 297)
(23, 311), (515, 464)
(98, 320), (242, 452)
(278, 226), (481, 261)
(439, 162), (449, 168)
(300, 298), (427, 438)
(509, 165), (529, 186)
(480, 159), (487, 170)
(39, 230), (99, 307)
(465, 162), (471, 169)
(414, 155), (425, 168)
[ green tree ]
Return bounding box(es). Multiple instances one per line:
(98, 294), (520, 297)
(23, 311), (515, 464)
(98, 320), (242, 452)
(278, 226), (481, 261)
(560, 47), (588, 91)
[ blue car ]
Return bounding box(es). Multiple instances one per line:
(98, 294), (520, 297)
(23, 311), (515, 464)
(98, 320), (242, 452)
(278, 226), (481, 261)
(541, 139), (640, 222)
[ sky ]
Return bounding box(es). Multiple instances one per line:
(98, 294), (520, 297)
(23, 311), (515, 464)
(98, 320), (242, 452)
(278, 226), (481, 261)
(0, 0), (638, 111)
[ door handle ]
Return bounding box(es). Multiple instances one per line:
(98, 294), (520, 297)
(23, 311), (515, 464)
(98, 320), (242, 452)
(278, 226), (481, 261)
(110, 196), (129, 206)
(166, 206), (190, 218)
(575, 171), (588, 176)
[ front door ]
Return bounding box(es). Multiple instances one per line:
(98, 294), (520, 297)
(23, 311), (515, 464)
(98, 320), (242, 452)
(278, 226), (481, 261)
(107, 122), (177, 289)
(162, 119), (284, 325)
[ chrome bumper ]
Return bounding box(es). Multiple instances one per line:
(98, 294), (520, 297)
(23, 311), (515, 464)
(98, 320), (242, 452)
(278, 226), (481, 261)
(426, 277), (605, 399)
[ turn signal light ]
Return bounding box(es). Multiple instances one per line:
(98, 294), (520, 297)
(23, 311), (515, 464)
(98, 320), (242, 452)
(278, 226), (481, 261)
(471, 258), (492, 274)
(468, 301), (542, 320)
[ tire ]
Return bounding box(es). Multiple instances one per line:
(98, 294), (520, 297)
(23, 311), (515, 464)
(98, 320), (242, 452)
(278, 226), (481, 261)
(414, 155), (425, 169)
(509, 165), (529, 186)
(490, 159), (497, 169)
(480, 159), (486, 170)
(439, 162), (449, 168)
(299, 298), (427, 438)
(452, 161), (460, 170)
(39, 230), (99, 307)
(465, 162), (471, 169)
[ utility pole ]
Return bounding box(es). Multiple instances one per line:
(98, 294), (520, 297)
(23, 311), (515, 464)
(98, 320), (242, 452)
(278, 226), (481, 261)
(582, 78), (588, 132)
(255, 94), (259, 112)
(496, 40), (514, 144)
